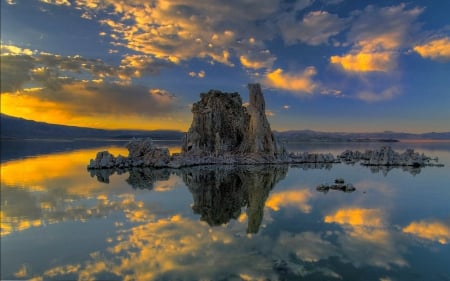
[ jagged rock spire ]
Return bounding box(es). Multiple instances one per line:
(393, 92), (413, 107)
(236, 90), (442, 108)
(181, 83), (283, 158)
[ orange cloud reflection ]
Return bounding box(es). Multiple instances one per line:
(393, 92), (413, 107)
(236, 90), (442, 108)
(324, 208), (383, 227)
(403, 220), (450, 244)
(1, 147), (127, 192)
(265, 189), (313, 213)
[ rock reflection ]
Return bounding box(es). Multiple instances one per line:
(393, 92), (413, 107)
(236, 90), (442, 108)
(89, 168), (173, 190)
(183, 165), (287, 233)
(90, 165), (288, 233)
(367, 165), (422, 176)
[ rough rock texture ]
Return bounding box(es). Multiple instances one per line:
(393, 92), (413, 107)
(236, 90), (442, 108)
(241, 83), (280, 156)
(88, 151), (118, 169)
(182, 90), (247, 155)
(338, 146), (433, 167)
(182, 84), (284, 159)
(126, 138), (170, 167)
(87, 138), (170, 169)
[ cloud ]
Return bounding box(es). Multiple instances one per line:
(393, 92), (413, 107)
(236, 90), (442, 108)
(413, 37), (450, 61)
(278, 10), (349, 46)
(330, 51), (394, 72)
(330, 4), (423, 73)
(0, 46), (167, 91)
(265, 110), (275, 117)
(356, 86), (400, 102)
(0, 45), (182, 128)
(40, 0), (71, 6)
(240, 51), (276, 70)
(188, 70), (205, 78)
(1, 44), (35, 55)
(265, 67), (317, 93)
(0, 54), (35, 92)
(119, 54), (172, 79)
(2, 80), (176, 118)
(403, 220), (450, 244)
(71, 0), (281, 68)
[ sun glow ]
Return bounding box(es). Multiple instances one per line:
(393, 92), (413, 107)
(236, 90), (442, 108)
(1, 92), (189, 130)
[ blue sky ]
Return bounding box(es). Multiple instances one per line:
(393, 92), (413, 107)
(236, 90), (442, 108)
(1, 0), (449, 132)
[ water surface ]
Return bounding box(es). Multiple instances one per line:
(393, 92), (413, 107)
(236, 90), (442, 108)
(1, 140), (449, 280)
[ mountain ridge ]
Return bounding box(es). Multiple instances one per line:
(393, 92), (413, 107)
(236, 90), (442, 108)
(1, 114), (449, 140)
(0, 114), (184, 140)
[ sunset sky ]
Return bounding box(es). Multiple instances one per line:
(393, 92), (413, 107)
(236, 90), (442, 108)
(1, 0), (449, 132)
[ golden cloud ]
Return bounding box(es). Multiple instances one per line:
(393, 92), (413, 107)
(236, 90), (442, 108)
(403, 220), (450, 244)
(40, 0), (71, 6)
(330, 51), (394, 72)
(413, 37), (450, 60)
(69, 0), (281, 68)
(0, 44), (34, 56)
(265, 67), (317, 93)
(240, 54), (274, 70)
(1, 84), (181, 130)
(330, 4), (422, 73)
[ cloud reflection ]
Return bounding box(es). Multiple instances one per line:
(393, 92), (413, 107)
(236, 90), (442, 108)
(403, 219), (450, 244)
(324, 208), (408, 269)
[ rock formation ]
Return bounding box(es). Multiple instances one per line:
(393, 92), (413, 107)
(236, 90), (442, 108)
(87, 84), (443, 171)
(338, 146), (438, 167)
(182, 84), (284, 159)
(88, 138), (171, 169)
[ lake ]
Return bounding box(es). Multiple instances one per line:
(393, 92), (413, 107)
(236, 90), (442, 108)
(1, 140), (450, 280)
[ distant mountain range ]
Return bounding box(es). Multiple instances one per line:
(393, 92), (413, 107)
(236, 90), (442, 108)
(1, 114), (449, 141)
(0, 114), (184, 140)
(274, 129), (450, 142)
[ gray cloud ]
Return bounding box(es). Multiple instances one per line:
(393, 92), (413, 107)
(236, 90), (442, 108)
(278, 10), (349, 46)
(0, 55), (35, 92)
(1, 48), (178, 117)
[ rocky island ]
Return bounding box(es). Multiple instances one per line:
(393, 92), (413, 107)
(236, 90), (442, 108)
(87, 83), (442, 171)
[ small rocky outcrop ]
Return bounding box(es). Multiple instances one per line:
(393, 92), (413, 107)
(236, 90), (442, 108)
(88, 151), (119, 169)
(316, 178), (356, 193)
(87, 138), (170, 169)
(338, 146), (439, 167)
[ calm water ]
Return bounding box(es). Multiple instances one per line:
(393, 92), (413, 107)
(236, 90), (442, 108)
(1, 140), (450, 280)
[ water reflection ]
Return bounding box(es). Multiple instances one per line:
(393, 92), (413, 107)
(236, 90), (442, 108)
(90, 165), (288, 233)
(2, 143), (450, 281)
(182, 165), (287, 233)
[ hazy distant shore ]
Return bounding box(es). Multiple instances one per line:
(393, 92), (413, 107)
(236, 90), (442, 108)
(2, 113), (450, 141)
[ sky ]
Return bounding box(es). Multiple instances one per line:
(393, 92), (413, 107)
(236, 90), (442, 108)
(1, 0), (449, 133)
